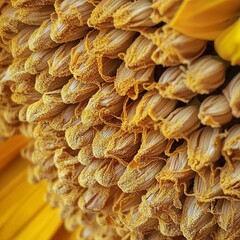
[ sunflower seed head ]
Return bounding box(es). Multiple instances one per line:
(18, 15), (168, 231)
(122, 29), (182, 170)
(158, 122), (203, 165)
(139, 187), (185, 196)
(113, 0), (155, 31)
(28, 19), (60, 51)
(115, 62), (154, 100)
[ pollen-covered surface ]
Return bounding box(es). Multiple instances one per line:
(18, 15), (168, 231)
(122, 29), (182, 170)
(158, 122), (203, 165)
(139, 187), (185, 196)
(0, 0), (240, 239)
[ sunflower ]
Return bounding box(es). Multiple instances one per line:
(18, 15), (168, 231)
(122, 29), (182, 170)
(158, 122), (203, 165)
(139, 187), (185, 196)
(0, 0), (240, 239)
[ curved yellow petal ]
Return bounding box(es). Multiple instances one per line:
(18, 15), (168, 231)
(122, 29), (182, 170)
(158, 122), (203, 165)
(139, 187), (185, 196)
(170, 0), (240, 40)
(215, 19), (240, 65)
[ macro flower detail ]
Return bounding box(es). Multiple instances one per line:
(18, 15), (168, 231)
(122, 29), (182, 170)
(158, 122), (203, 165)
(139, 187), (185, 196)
(170, 0), (240, 65)
(0, 0), (240, 239)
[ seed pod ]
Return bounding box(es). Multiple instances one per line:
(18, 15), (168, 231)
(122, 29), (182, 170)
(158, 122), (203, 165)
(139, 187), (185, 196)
(51, 13), (90, 43)
(77, 144), (96, 166)
(184, 55), (226, 94)
(11, 90), (42, 105)
(116, 192), (158, 233)
(198, 94), (233, 128)
(97, 57), (122, 82)
(180, 197), (217, 240)
(121, 98), (141, 133)
(115, 63), (154, 100)
(158, 212), (182, 237)
(161, 105), (200, 140)
(10, 0), (55, 8)
(92, 28), (137, 58)
(10, 78), (35, 94)
(193, 168), (223, 202)
(133, 89), (178, 128)
(123, 35), (156, 71)
(35, 69), (69, 94)
(8, 58), (34, 82)
(92, 125), (119, 158)
(88, 0), (129, 29)
(15, 6), (54, 25)
(113, 0), (155, 31)
(11, 78), (42, 104)
(151, 25), (207, 66)
(11, 91), (42, 105)
(81, 84), (125, 127)
(220, 162), (240, 198)
(25, 47), (57, 74)
(78, 183), (110, 213)
(26, 91), (66, 122)
(49, 104), (85, 131)
(141, 146), (193, 215)
(105, 129), (141, 165)
(187, 127), (224, 171)
(140, 183), (183, 220)
(70, 30), (103, 83)
(34, 134), (67, 151)
(28, 19), (60, 51)
(156, 143), (195, 188)
(113, 191), (143, 215)
(223, 72), (240, 118)
(61, 78), (99, 104)
(48, 40), (78, 77)
(65, 122), (97, 150)
(118, 158), (165, 192)
(222, 124), (240, 162)
(214, 199), (240, 239)
(153, 66), (197, 103)
(0, 5), (24, 43)
(54, 148), (84, 185)
(55, 0), (94, 26)
(151, 0), (183, 23)
(131, 129), (167, 167)
(130, 213), (158, 233)
(95, 158), (126, 187)
(78, 159), (102, 187)
(33, 120), (60, 138)
(11, 26), (37, 58)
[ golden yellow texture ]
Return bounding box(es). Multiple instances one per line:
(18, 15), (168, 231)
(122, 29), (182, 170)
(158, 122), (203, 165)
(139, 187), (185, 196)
(170, 0), (240, 65)
(0, 0), (240, 239)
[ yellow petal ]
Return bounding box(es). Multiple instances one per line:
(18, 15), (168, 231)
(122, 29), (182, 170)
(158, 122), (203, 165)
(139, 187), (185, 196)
(215, 18), (240, 65)
(170, 0), (240, 40)
(0, 135), (28, 171)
